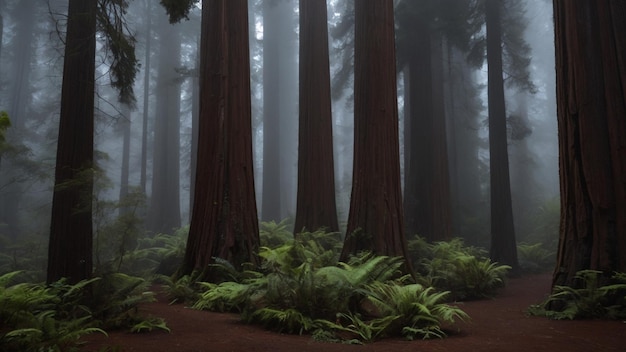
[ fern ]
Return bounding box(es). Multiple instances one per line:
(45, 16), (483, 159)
(517, 242), (555, 273)
(130, 317), (170, 333)
(362, 282), (468, 340)
(529, 270), (626, 320)
(248, 307), (316, 334)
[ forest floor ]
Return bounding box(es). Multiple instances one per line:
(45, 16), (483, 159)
(82, 273), (625, 352)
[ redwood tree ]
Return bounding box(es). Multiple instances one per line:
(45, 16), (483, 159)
(340, 0), (411, 267)
(47, 0), (97, 284)
(485, 0), (519, 274)
(552, 0), (626, 287)
(293, 0), (339, 234)
(181, 0), (260, 280)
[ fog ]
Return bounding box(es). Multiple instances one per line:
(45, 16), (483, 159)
(0, 0), (558, 260)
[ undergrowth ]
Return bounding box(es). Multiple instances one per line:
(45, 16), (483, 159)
(528, 270), (626, 320)
(0, 271), (169, 352)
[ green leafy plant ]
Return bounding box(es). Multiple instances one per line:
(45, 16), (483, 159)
(360, 282), (468, 340)
(528, 270), (626, 320)
(260, 218), (293, 247)
(0, 272), (106, 352)
(517, 242), (555, 273)
(191, 229), (469, 343)
(409, 236), (509, 300)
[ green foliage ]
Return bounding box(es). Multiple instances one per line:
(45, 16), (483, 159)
(191, 228), (468, 343)
(0, 271), (168, 352)
(157, 271), (204, 305)
(361, 282), (468, 340)
(0, 111), (10, 153)
(260, 218), (293, 247)
(96, 0), (139, 104)
(0, 272), (106, 352)
(521, 196), (559, 246)
(528, 270), (626, 320)
(409, 236), (509, 300)
(94, 189), (147, 275)
(88, 272), (157, 329)
(0, 234), (48, 281)
(160, 0), (198, 23)
(517, 242), (555, 273)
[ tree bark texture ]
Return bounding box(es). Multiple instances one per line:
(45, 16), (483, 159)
(486, 0), (519, 273)
(340, 0), (411, 268)
(294, 0), (339, 234)
(47, 0), (96, 284)
(552, 0), (626, 287)
(182, 0), (260, 280)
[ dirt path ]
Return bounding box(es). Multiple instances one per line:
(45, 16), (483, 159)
(82, 273), (625, 351)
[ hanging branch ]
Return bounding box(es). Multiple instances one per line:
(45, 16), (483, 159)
(96, 0), (139, 105)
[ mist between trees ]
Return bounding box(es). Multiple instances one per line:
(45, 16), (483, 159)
(0, 0), (560, 282)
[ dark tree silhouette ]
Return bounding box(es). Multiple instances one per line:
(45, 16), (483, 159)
(293, 0), (339, 234)
(340, 0), (411, 270)
(396, 3), (452, 242)
(181, 0), (260, 280)
(552, 0), (626, 287)
(47, 0), (97, 284)
(485, 0), (519, 274)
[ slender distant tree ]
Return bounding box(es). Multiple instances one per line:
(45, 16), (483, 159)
(119, 104), (131, 209)
(47, 0), (97, 284)
(552, 0), (626, 288)
(261, 0), (298, 222)
(396, 3), (452, 242)
(148, 9), (182, 235)
(293, 0), (339, 235)
(175, 0), (260, 280)
(485, 0), (519, 274)
(140, 0), (153, 195)
(340, 0), (411, 270)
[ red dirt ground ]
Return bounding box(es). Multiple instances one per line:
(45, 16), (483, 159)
(82, 273), (625, 352)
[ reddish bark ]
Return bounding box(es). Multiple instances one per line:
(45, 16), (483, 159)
(182, 0), (260, 280)
(340, 0), (411, 268)
(294, 0), (339, 234)
(552, 0), (626, 287)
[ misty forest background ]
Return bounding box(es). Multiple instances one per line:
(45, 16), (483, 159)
(0, 0), (558, 279)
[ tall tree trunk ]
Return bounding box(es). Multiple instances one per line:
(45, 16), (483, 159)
(446, 45), (485, 245)
(294, 0), (339, 234)
(140, 0), (152, 195)
(552, 0), (626, 287)
(340, 0), (411, 271)
(402, 18), (452, 242)
(261, 0), (298, 222)
(47, 0), (96, 284)
(182, 0), (260, 281)
(486, 0), (519, 273)
(261, 0), (281, 222)
(430, 33), (452, 240)
(149, 10), (181, 234)
(403, 16), (433, 240)
(189, 38), (200, 218)
(119, 104), (131, 212)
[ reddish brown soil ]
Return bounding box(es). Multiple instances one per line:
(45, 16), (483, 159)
(82, 273), (625, 352)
